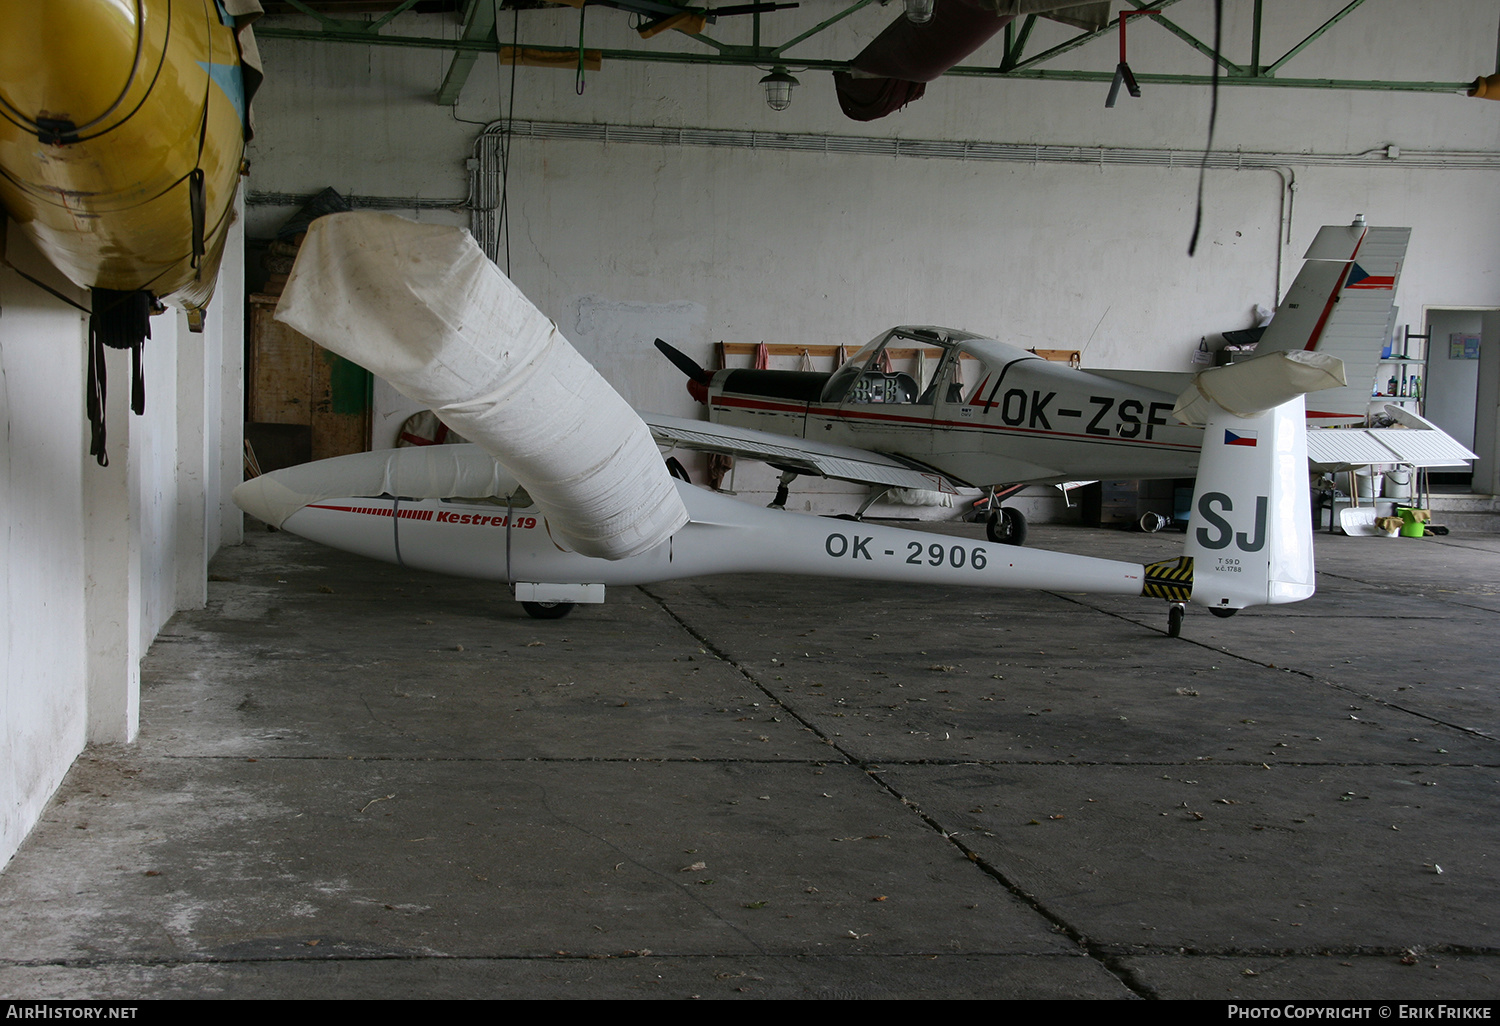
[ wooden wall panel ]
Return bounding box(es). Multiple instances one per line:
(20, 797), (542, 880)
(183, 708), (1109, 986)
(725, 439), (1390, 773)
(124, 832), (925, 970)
(248, 296), (370, 460)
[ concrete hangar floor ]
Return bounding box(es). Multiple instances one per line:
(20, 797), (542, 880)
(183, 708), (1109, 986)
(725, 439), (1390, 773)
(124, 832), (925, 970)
(1, 518), (1497, 1000)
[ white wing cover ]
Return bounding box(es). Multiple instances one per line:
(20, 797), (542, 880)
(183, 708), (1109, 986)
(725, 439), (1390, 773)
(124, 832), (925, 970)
(275, 212), (688, 559)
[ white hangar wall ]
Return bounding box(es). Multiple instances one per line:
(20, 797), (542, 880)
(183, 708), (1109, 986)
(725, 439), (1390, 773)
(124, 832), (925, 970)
(0, 215), (245, 871)
(246, 1), (1499, 461)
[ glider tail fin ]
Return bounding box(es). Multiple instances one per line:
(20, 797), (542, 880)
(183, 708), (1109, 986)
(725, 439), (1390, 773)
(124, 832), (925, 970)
(1153, 349), (1341, 612)
(1180, 395), (1315, 611)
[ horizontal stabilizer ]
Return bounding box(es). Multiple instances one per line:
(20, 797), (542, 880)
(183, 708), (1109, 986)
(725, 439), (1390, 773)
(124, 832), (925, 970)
(1306, 405), (1477, 469)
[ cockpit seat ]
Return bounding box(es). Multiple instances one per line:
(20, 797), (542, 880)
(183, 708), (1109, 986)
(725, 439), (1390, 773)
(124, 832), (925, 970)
(850, 371), (919, 405)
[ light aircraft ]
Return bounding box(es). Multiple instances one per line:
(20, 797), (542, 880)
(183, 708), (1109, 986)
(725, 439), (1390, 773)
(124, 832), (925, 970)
(234, 211), (1336, 636)
(647, 218), (1472, 543)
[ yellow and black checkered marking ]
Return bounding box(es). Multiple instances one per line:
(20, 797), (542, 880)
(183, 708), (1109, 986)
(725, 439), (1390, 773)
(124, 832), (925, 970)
(1142, 556), (1193, 602)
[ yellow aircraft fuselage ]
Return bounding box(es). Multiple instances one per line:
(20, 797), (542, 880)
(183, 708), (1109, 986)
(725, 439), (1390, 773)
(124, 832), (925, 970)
(0, 0), (248, 321)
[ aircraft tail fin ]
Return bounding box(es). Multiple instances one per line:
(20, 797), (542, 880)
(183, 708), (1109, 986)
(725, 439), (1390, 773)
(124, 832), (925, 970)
(1178, 393), (1315, 611)
(1253, 217), (1410, 422)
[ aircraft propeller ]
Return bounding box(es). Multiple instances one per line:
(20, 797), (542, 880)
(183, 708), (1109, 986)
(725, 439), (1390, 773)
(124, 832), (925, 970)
(654, 338), (714, 385)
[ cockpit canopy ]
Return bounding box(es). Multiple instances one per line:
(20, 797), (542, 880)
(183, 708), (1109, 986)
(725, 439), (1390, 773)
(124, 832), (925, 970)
(819, 325), (1014, 406)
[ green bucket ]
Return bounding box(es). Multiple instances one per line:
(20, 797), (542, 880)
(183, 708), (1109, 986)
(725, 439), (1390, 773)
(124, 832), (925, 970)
(1398, 507), (1428, 538)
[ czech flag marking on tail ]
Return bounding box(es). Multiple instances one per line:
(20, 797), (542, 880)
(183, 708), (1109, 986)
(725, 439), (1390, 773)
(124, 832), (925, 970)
(1225, 429), (1258, 447)
(1346, 262), (1397, 290)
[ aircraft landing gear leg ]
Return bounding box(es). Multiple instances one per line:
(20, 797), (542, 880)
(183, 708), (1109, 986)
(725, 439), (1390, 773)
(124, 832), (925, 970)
(986, 506), (1028, 546)
(769, 470), (797, 510)
(1167, 602), (1185, 638)
(522, 601), (575, 620)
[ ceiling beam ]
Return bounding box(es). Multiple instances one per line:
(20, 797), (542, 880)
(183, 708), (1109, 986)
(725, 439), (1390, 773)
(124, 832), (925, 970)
(999, 15), (1036, 73)
(254, 0), (1476, 98)
(1125, 0), (1244, 75)
(279, 0), (427, 33)
(955, 68), (1468, 94)
(1263, 0), (1367, 76)
(770, 0), (875, 58)
(1005, 0), (1186, 74)
(436, 0), (499, 104)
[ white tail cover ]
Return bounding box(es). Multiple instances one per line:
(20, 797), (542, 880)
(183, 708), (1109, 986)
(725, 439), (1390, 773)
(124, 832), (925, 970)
(1185, 397), (1314, 609)
(1173, 350), (1345, 425)
(275, 212), (688, 560)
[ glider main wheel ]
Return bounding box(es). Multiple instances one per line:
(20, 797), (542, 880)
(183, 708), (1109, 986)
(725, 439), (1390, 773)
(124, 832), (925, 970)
(1209, 607), (1238, 619)
(1167, 603), (1185, 638)
(986, 507), (1028, 547)
(665, 456), (691, 483)
(522, 601), (575, 620)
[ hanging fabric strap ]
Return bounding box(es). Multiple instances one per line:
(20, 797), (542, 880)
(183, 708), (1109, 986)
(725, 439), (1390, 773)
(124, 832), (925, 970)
(188, 56), (214, 271)
(87, 289), (154, 466)
(87, 326), (108, 466)
(189, 168), (207, 267)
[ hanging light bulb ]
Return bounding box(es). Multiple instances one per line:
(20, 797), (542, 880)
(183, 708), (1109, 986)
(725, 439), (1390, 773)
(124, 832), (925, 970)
(903, 0), (934, 24)
(760, 67), (798, 111)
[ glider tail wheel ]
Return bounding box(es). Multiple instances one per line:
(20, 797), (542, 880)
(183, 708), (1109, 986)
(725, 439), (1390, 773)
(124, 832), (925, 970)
(1167, 602), (1185, 638)
(985, 507), (1028, 547)
(522, 601), (575, 620)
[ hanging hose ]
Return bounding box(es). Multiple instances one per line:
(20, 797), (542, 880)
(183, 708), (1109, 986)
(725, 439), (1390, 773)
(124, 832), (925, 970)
(575, 4), (588, 95)
(1187, 0), (1223, 257)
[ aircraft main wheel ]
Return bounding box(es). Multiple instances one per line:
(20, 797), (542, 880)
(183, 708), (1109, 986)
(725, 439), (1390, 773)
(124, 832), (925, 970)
(522, 601), (575, 620)
(1139, 511), (1170, 533)
(1209, 607), (1237, 619)
(1168, 603), (1185, 638)
(986, 507), (1028, 546)
(665, 456), (691, 482)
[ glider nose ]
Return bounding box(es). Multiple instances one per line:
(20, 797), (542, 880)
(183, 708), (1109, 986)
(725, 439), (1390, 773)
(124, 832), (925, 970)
(233, 472), (305, 529)
(231, 451), (391, 528)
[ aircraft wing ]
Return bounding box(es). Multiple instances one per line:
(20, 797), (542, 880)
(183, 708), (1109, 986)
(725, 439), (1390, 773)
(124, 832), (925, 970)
(644, 413), (963, 494)
(1305, 405), (1477, 470)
